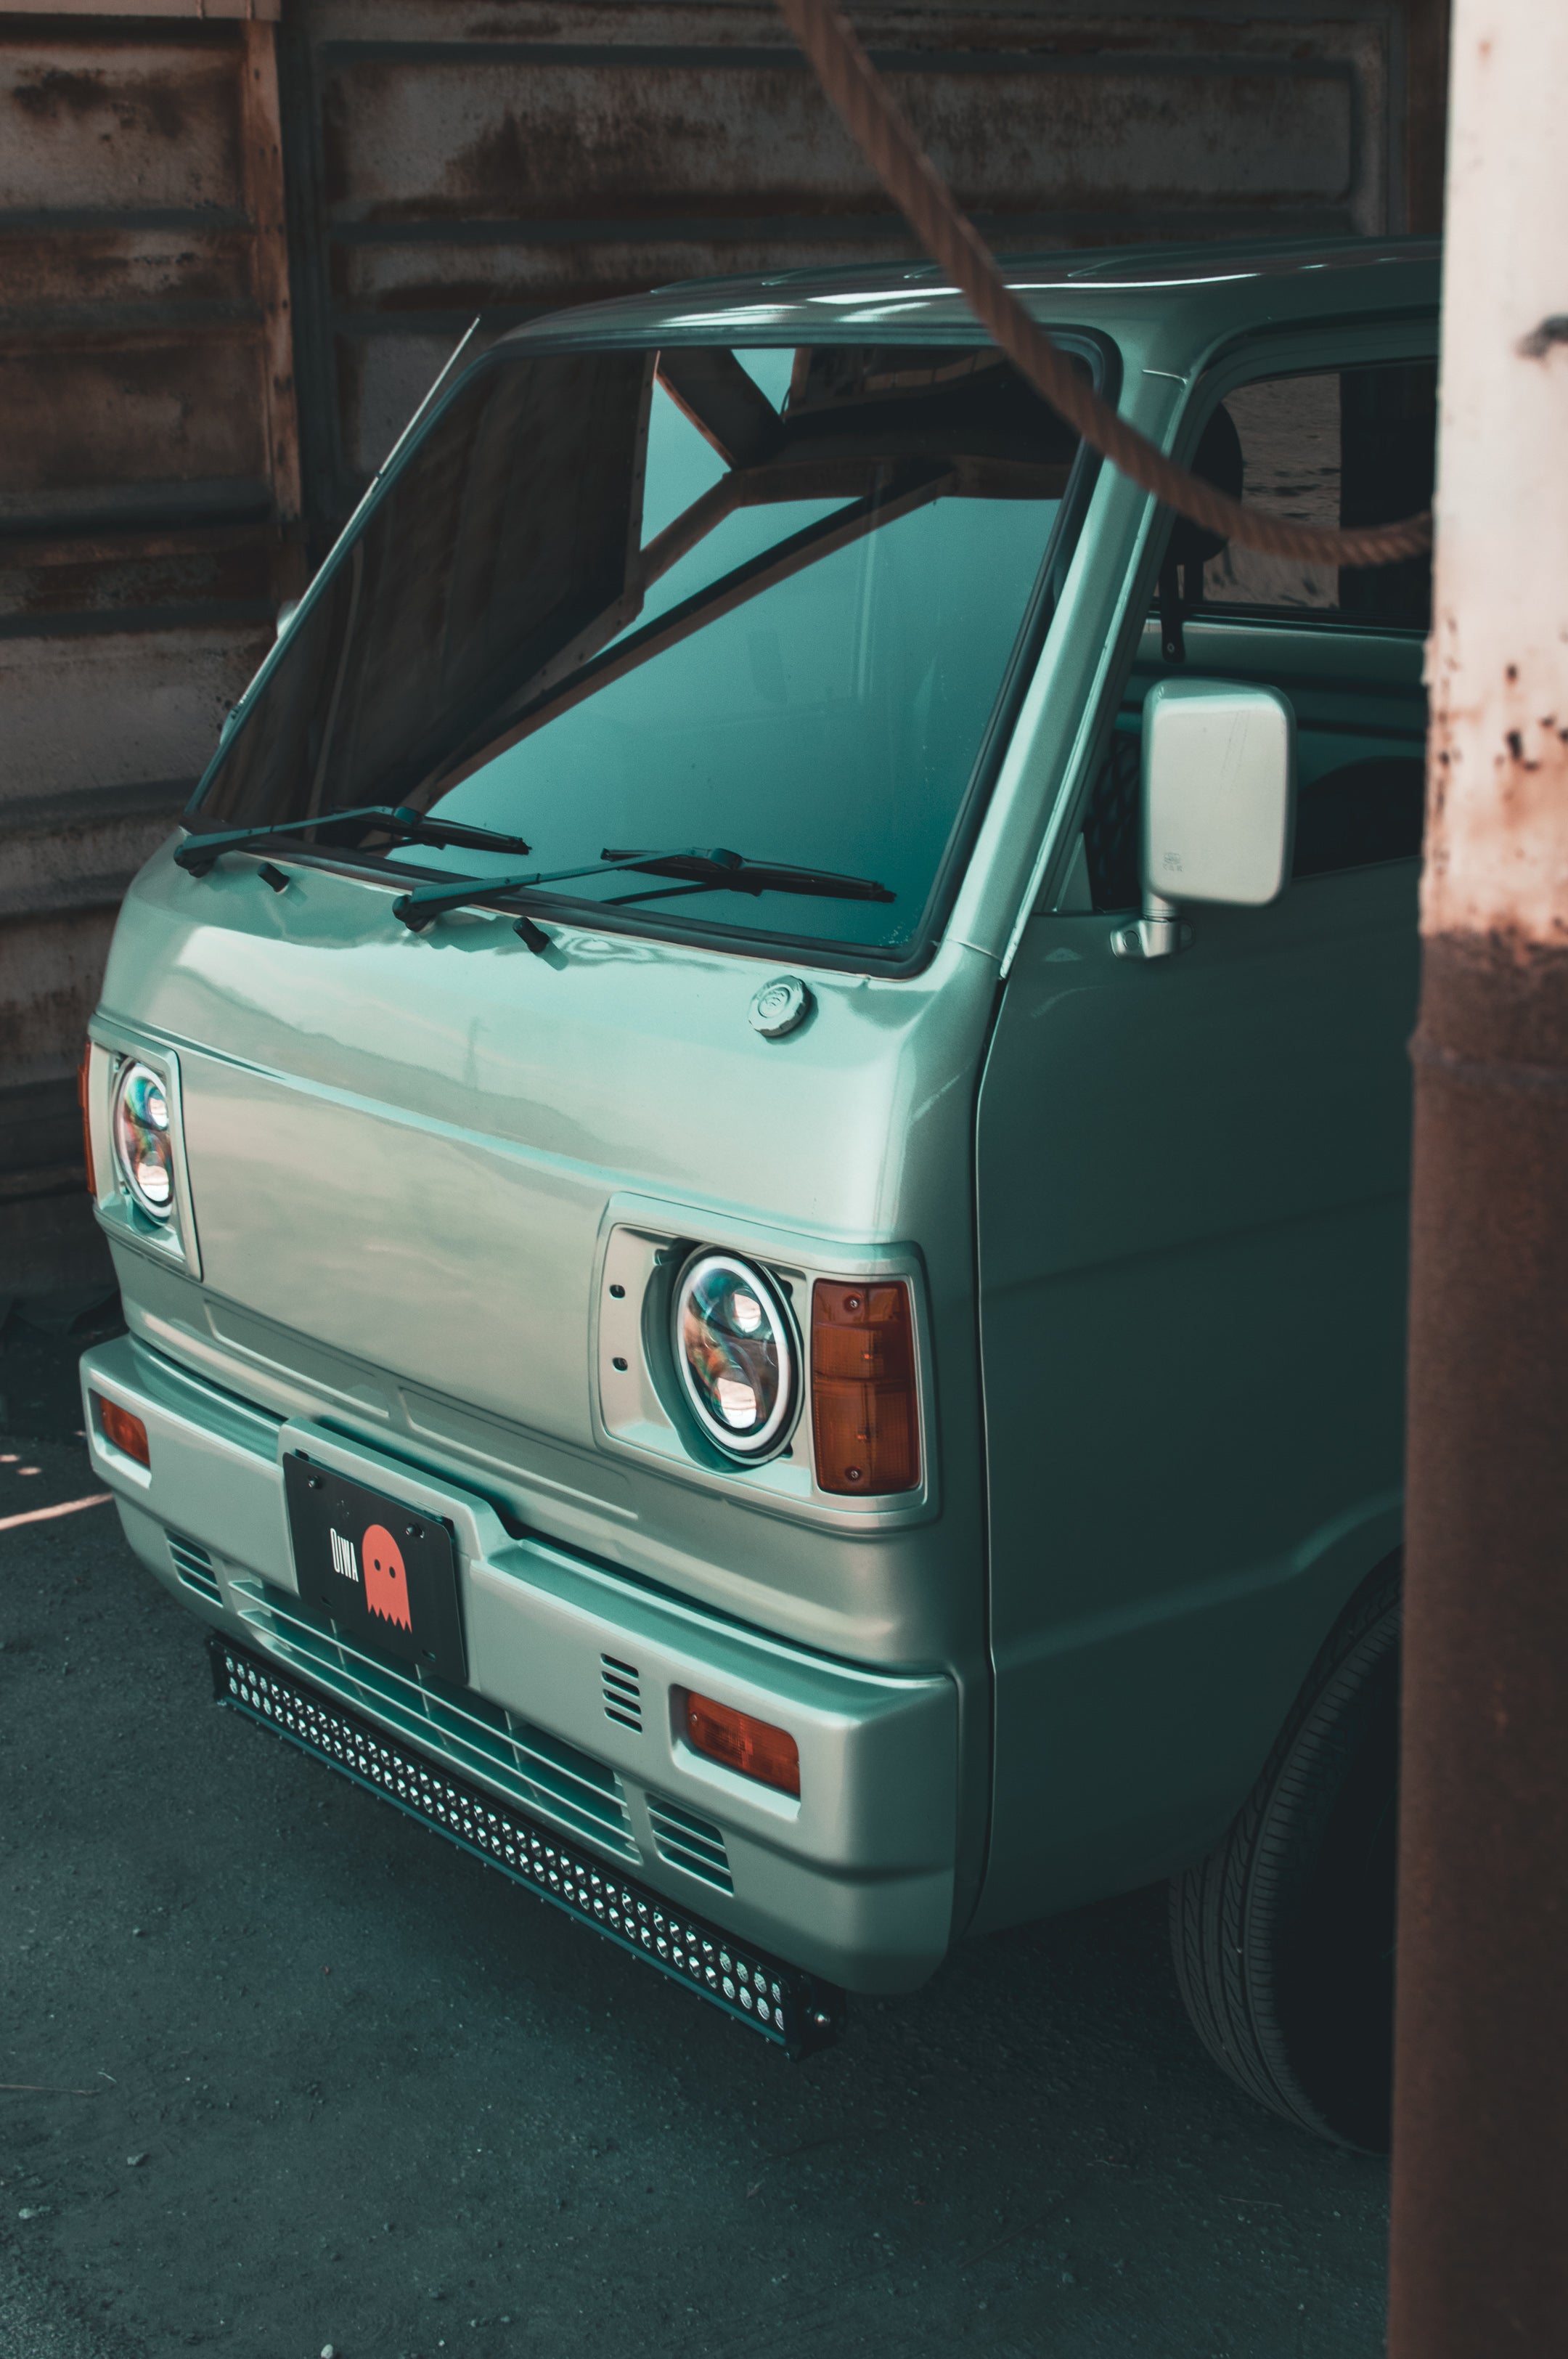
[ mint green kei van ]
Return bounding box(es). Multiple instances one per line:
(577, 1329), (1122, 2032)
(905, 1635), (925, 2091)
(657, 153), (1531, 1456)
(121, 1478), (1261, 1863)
(79, 235), (1436, 2150)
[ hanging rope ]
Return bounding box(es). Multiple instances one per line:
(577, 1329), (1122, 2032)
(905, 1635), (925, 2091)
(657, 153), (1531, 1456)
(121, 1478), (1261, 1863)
(775, 0), (1432, 566)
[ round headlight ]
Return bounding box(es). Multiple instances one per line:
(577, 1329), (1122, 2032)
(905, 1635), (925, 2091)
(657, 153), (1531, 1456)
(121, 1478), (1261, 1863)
(672, 1252), (796, 1459)
(112, 1060), (174, 1221)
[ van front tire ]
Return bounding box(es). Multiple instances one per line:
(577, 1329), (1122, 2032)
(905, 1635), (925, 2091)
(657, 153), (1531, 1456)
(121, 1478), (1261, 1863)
(1169, 1563), (1401, 2151)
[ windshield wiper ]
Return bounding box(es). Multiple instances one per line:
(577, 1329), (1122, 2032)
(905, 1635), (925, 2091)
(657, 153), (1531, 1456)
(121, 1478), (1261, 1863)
(176, 803), (533, 879)
(390, 845), (894, 939)
(599, 849), (896, 904)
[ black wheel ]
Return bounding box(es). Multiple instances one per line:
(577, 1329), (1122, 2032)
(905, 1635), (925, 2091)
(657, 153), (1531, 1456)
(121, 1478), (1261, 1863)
(1169, 1562), (1401, 2150)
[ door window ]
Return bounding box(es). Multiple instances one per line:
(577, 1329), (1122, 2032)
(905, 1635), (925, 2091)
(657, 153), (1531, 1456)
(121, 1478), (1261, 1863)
(1081, 359), (1436, 910)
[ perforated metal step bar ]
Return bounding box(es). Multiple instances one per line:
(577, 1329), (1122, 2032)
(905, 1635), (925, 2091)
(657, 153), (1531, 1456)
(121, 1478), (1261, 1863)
(209, 1637), (845, 2059)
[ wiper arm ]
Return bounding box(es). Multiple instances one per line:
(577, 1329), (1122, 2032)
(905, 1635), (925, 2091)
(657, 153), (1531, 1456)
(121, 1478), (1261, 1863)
(390, 845), (894, 938)
(176, 803), (533, 878)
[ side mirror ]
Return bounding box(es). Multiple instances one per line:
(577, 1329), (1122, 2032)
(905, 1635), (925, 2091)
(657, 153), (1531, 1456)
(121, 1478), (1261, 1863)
(1114, 678), (1297, 959)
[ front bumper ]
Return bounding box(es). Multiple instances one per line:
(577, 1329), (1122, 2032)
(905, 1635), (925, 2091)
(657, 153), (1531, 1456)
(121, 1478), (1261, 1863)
(81, 1332), (958, 1993)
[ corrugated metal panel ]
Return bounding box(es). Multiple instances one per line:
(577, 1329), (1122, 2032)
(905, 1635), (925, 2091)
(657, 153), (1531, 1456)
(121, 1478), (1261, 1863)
(0, 11), (298, 1284)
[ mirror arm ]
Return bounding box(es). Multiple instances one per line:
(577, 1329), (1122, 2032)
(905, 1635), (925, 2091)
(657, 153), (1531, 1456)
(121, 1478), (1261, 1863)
(1111, 888), (1193, 962)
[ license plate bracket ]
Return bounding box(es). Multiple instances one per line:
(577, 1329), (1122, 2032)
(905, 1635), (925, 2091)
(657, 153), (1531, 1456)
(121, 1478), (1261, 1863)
(284, 1452), (466, 1683)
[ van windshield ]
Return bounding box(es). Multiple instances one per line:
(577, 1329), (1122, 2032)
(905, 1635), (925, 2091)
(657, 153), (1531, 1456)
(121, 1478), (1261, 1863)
(192, 339), (1085, 958)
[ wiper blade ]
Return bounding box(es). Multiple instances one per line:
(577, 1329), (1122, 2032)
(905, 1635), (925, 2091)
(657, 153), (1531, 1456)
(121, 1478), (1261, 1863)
(391, 847), (743, 933)
(390, 845), (894, 936)
(176, 803), (532, 878)
(600, 850), (895, 905)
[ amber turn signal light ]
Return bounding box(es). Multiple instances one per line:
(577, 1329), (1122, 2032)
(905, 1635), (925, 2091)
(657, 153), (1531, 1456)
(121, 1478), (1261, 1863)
(683, 1692), (801, 1797)
(93, 1393), (149, 1467)
(810, 1279), (920, 1495)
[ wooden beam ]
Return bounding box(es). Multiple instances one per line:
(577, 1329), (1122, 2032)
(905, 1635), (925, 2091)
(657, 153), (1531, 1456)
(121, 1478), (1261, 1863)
(239, 21), (302, 530)
(1404, 0), (1452, 234)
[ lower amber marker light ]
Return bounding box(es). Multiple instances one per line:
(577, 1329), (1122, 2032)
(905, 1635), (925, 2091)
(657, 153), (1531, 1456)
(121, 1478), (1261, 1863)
(684, 1692), (801, 1797)
(93, 1393), (149, 1467)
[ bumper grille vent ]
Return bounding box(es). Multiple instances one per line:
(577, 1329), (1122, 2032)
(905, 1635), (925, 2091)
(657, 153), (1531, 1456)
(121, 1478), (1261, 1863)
(648, 1793), (733, 1892)
(601, 1653), (642, 1732)
(228, 1577), (637, 1862)
(168, 1535), (221, 1605)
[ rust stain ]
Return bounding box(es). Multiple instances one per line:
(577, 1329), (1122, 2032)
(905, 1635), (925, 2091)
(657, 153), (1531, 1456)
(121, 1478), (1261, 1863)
(319, 48), (1352, 228)
(0, 337), (268, 496)
(0, 544), (274, 623)
(11, 65), (189, 142)
(0, 229), (248, 310)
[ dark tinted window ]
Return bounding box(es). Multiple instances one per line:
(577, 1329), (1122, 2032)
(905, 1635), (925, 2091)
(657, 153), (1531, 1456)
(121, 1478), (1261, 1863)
(1291, 754), (1425, 876)
(203, 352), (653, 831)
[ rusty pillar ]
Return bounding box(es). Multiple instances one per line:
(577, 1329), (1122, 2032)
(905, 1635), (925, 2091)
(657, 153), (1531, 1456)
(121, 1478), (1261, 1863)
(1389, 1), (1568, 2351)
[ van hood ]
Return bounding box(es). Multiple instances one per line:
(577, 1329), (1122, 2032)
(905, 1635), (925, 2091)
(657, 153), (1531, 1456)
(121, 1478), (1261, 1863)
(99, 842), (992, 1463)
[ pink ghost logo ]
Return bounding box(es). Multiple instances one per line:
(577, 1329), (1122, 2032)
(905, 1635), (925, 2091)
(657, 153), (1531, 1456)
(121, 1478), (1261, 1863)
(362, 1523), (412, 1631)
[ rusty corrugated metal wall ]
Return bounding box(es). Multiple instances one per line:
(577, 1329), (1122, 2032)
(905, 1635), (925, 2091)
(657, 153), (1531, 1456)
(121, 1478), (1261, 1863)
(0, 0), (1447, 1291)
(1, 0), (299, 1291)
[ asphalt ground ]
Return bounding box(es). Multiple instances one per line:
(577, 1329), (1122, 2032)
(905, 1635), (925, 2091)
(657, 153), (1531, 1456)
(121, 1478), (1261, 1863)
(1, 1305), (1390, 2359)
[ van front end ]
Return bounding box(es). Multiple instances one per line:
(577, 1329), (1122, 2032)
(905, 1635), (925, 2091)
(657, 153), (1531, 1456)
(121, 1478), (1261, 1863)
(74, 867), (1006, 2021)
(70, 286), (1100, 2037)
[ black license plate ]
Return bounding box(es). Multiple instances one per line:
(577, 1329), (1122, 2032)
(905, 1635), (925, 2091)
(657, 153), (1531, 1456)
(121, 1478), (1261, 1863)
(284, 1453), (466, 1683)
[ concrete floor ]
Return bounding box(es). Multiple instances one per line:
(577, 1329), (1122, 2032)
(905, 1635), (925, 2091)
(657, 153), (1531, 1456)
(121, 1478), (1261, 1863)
(0, 1311), (1390, 2359)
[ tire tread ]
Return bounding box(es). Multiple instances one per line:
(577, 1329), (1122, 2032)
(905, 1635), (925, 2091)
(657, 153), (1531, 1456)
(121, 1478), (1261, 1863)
(1168, 1561), (1401, 2147)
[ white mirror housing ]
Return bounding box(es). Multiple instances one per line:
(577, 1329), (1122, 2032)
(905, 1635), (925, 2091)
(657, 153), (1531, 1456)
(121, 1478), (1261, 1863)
(1114, 677), (1297, 960)
(1143, 676), (1297, 910)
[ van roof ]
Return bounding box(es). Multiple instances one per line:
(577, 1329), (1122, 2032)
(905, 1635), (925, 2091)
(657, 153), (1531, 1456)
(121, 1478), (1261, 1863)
(506, 233), (1442, 354)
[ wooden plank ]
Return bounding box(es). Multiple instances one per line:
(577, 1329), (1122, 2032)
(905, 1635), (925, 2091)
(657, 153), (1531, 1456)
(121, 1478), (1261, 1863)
(240, 21), (301, 521)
